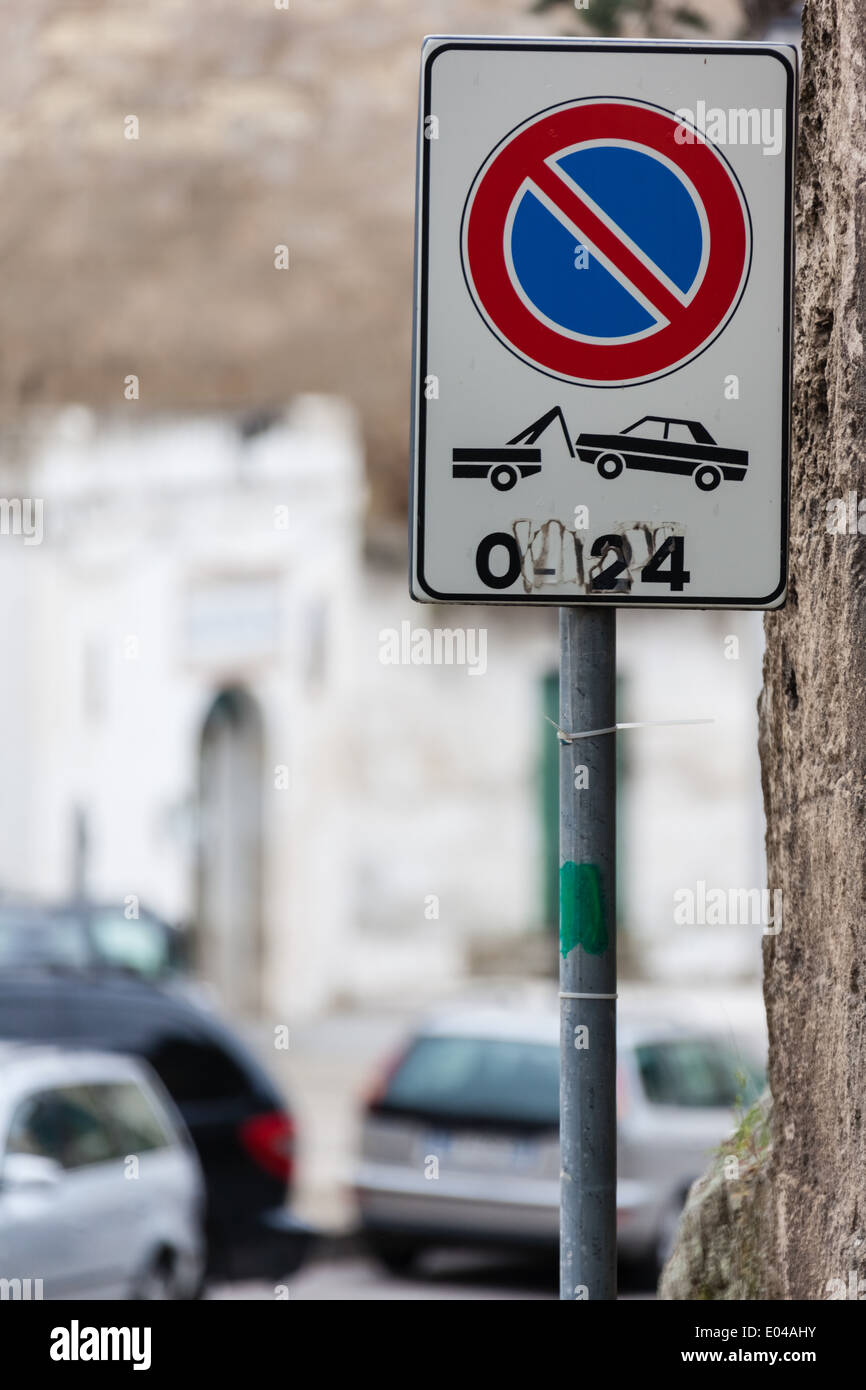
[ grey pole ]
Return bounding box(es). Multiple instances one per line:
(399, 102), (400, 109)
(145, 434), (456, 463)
(558, 606), (617, 1301)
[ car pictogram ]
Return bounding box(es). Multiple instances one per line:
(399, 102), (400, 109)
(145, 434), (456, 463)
(575, 416), (749, 491)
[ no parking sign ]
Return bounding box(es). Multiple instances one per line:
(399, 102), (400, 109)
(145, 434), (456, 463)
(464, 98), (750, 386)
(410, 38), (796, 607)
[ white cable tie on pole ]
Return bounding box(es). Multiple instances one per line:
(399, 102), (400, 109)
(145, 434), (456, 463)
(546, 715), (714, 744)
(559, 991), (618, 1000)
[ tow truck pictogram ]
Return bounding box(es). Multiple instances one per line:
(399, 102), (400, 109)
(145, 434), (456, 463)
(452, 409), (748, 492)
(451, 407), (573, 491)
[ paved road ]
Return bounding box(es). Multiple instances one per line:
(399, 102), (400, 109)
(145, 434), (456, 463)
(209, 1250), (656, 1301)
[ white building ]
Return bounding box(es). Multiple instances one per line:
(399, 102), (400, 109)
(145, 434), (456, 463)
(0, 402), (768, 1020)
(0, 400), (364, 1017)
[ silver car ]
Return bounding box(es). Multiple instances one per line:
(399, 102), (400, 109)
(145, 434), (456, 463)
(355, 1002), (764, 1273)
(0, 1044), (205, 1299)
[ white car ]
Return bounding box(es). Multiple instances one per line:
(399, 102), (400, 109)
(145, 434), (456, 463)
(0, 1044), (205, 1299)
(356, 1001), (764, 1274)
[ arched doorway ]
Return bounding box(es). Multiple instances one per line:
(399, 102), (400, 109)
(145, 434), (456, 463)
(196, 687), (264, 1016)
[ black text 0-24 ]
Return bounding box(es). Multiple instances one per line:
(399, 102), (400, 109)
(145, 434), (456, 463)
(474, 524), (690, 594)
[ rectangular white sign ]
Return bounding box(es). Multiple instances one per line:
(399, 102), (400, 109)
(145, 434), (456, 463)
(410, 37), (796, 607)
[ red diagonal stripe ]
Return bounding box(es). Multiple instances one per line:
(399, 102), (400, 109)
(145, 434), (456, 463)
(530, 160), (685, 326)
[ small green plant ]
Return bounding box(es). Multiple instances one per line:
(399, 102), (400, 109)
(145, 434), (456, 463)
(720, 1074), (772, 1167)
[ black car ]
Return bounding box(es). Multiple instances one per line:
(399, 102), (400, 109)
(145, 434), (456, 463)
(0, 899), (189, 982)
(0, 968), (311, 1284)
(576, 415), (749, 491)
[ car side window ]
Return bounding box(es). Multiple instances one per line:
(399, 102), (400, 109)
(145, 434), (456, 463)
(5, 1092), (68, 1164)
(667, 423), (697, 444)
(623, 418), (666, 440)
(635, 1040), (764, 1109)
(5, 1086), (118, 1170)
(94, 1082), (172, 1154)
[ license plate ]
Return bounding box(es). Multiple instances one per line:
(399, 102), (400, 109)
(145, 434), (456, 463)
(417, 1129), (541, 1174)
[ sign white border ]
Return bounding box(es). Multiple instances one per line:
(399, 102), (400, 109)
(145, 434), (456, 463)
(410, 37), (796, 609)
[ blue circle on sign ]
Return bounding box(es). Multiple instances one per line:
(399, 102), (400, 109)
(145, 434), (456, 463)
(509, 145), (704, 340)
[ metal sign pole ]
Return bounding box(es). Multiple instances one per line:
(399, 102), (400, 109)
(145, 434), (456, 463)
(558, 606), (617, 1301)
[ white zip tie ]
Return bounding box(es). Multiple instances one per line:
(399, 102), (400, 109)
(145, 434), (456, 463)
(559, 991), (618, 1000)
(546, 715), (714, 743)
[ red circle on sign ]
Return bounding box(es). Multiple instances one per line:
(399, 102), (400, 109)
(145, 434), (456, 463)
(462, 98), (751, 386)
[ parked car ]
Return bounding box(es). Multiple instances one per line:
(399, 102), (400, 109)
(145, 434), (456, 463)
(575, 416), (749, 491)
(0, 1043), (204, 1299)
(355, 1003), (764, 1274)
(0, 900), (190, 984)
(0, 969), (311, 1284)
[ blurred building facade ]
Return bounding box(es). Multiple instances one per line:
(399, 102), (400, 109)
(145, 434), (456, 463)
(0, 401), (364, 1017)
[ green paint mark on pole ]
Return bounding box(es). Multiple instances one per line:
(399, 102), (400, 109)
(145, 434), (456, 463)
(560, 861), (608, 957)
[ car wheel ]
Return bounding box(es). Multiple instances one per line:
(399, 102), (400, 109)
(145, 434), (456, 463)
(132, 1252), (177, 1301)
(694, 464), (722, 492)
(596, 452), (624, 480)
(365, 1233), (422, 1276)
(489, 463), (519, 491)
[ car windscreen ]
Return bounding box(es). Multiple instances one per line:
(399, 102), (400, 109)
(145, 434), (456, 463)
(87, 909), (174, 978)
(0, 914), (89, 969)
(4, 1081), (173, 1168)
(621, 417), (665, 438)
(378, 1035), (559, 1127)
(635, 1037), (764, 1109)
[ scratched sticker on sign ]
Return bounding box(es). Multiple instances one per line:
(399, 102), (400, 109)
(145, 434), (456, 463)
(509, 521), (685, 594)
(410, 38), (795, 608)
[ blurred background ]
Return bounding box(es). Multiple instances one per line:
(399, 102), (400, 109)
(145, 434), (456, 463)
(0, 0), (801, 1301)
